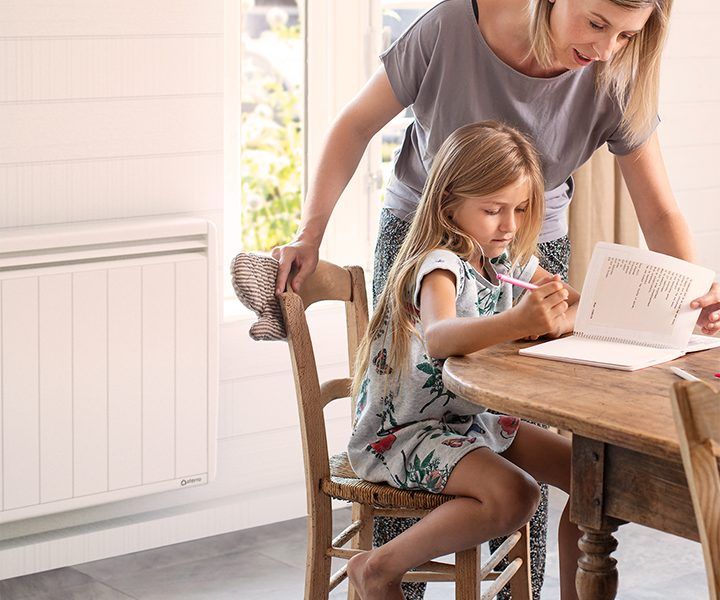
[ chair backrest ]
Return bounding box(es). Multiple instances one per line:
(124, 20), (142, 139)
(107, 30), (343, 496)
(670, 380), (720, 600)
(279, 261), (368, 493)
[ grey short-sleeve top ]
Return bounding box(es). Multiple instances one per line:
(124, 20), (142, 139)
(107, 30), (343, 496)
(381, 0), (659, 242)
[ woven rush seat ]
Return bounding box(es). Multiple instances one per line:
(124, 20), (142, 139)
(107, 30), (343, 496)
(323, 452), (452, 511)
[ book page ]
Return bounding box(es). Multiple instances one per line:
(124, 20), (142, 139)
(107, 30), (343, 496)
(575, 243), (715, 349)
(588, 258), (690, 332)
(519, 336), (683, 370)
(686, 333), (720, 353)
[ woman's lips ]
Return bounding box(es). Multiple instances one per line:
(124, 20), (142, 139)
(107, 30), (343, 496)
(573, 48), (594, 66)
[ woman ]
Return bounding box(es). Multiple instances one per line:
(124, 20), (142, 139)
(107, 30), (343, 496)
(272, 1), (720, 598)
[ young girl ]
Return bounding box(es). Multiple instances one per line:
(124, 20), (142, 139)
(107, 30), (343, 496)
(347, 121), (582, 600)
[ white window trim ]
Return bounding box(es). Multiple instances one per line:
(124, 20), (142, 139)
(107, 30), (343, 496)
(223, 0), (242, 309)
(306, 0), (383, 276)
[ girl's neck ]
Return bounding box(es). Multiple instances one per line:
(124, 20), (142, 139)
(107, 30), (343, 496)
(469, 253), (490, 278)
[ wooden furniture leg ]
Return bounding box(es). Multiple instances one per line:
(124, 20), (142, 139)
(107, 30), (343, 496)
(576, 523), (620, 600)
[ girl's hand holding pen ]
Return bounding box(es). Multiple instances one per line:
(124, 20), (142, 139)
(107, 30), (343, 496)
(511, 274), (570, 340)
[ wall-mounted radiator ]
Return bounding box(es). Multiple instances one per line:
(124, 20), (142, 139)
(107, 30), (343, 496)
(0, 217), (218, 523)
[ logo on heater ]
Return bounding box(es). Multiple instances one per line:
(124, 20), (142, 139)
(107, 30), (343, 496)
(180, 476), (204, 487)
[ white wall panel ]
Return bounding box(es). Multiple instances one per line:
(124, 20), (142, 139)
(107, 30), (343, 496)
(175, 258), (209, 477)
(219, 361), (349, 440)
(0, 0), (223, 574)
(0, 285), (2, 510)
(108, 267), (143, 491)
(0, 97), (222, 165)
(659, 102), (720, 148)
(664, 15), (716, 58)
(663, 145), (720, 193)
(73, 271), (109, 498)
(220, 306), (348, 381)
(0, 1), (222, 37)
(695, 232), (720, 272)
(0, 37), (222, 103)
(670, 0), (720, 15)
(141, 264), (176, 484)
(0, 0), (223, 229)
(660, 60), (720, 104)
(0, 154), (223, 228)
(38, 274), (73, 503)
(660, 3), (720, 276)
(2, 278), (40, 510)
(674, 188), (720, 235)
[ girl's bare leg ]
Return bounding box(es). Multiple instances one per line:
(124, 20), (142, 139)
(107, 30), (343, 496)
(348, 448), (541, 600)
(500, 422), (582, 600)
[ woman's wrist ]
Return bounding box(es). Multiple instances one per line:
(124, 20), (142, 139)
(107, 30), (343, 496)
(295, 224), (324, 246)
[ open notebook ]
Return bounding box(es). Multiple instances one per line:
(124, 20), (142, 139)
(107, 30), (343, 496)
(520, 242), (720, 371)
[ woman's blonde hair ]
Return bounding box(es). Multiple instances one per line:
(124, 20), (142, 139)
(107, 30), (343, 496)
(351, 121), (545, 398)
(528, 0), (673, 147)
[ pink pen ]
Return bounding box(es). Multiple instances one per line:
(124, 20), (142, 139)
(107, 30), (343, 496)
(496, 273), (539, 291)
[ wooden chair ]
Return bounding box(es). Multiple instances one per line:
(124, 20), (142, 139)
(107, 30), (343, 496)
(279, 260), (532, 600)
(670, 381), (720, 600)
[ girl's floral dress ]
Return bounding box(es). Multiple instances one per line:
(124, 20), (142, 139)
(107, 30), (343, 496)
(348, 249), (539, 493)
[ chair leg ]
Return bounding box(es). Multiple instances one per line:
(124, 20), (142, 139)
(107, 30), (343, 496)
(347, 503), (373, 600)
(455, 546), (481, 600)
(507, 523), (532, 600)
(305, 492), (333, 600)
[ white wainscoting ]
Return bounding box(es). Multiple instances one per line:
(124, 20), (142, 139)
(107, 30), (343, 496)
(659, 1), (720, 276)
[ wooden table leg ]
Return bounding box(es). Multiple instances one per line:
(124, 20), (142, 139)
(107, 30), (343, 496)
(571, 436), (623, 600)
(576, 522), (620, 600)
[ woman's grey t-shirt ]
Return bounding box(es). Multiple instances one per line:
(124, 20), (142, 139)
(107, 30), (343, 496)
(381, 0), (659, 242)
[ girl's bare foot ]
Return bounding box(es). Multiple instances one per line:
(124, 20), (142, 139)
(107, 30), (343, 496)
(347, 550), (405, 600)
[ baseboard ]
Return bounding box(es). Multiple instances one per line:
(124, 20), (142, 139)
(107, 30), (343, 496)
(0, 483), (324, 580)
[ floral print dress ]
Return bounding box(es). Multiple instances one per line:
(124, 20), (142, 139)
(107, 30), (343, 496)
(348, 248), (539, 493)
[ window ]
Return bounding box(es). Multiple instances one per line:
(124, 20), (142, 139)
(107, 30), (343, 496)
(225, 1), (439, 309)
(239, 0), (304, 253)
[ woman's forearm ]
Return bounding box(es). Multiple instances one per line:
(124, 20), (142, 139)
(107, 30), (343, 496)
(298, 115), (375, 244)
(618, 133), (697, 263)
(297, 67), (403, 244)
(640, 208), (695, 262)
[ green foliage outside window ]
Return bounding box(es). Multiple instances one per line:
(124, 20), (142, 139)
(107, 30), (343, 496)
(240, 21), (302, 252)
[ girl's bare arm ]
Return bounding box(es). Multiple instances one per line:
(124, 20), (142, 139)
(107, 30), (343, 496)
(420, 269), (569, 359)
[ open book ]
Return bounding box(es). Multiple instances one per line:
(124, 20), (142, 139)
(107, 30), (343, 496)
(519, 242), (720, 371)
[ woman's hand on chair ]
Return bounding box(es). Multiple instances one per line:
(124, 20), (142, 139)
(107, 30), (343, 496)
(272, 238), (320, 295)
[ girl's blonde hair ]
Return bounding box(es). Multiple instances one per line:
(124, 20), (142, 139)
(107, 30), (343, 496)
(528, 0), (673, 147)
(352, 121), (545, 398)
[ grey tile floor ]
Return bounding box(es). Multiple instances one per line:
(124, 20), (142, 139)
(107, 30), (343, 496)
(0, 488), (708, 599)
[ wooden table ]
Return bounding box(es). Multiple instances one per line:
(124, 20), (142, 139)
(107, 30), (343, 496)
(443, 342), (720, 600)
